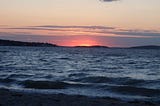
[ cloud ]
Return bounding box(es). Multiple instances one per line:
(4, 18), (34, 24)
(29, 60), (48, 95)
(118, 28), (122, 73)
(97, 29), (160, 37)
(1, 25), (160, 47)
(35, 25), (160, 38)
(1, 25), (160, 38)
(100, 0), (119, 2)
(34, 25), (114, 29)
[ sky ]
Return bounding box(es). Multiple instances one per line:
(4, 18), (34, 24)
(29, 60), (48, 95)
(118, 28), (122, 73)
(0, 0), (160, 47)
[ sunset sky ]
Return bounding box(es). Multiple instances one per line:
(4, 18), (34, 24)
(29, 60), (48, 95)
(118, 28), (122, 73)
(0, 0), (160, 47)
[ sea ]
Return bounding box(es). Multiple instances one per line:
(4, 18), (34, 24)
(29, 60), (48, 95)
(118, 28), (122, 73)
(0, 46), (160, 102)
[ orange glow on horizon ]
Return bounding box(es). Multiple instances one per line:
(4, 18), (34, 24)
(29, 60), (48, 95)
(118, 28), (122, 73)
(79, 43), (92, 46)
(60, 38), (101, 47)
(70, 40), (98, 46)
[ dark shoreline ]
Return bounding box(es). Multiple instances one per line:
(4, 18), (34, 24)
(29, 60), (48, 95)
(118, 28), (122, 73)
(0, 88), (159, 106)
(1, 39), (160, 49)
(0, 39), (57, 47)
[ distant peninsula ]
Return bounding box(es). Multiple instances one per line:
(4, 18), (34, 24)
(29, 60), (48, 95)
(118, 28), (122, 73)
(130, 45), (160, 49)
(0, 39), (57, 47)
(1, 39), (160, 49)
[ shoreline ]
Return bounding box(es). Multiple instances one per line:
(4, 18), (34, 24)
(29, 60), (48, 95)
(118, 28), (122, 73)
(0, 88), (159, 106)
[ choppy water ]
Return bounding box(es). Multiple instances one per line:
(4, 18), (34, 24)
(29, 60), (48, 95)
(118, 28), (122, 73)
(0, 46), (160, 102)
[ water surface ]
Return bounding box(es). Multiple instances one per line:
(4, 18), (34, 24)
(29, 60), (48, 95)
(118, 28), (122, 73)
(0, 46), (160, 102)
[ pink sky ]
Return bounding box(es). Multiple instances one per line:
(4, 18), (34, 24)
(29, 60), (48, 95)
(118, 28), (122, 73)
(0, 0), (160, 47)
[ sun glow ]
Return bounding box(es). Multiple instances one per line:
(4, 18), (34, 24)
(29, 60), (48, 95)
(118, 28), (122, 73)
(61, 38), (100, 47)
(79, 43), (92, 46)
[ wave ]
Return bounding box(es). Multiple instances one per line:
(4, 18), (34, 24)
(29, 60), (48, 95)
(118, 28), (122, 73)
(111, 86), (160, 97)
(21, 80), (90, 89)
(73, 76), (111, 83)
(0, 78), (15, 83)
(7, 73), (34, 79)
(105, 53), (126, 57)
(22, 80), (69, 89)
(0, 50), (9, 53)
(72, 76), (146, 85)
(68, 73), (89, 77)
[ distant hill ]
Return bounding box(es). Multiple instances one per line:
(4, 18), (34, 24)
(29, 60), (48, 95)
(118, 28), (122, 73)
(130, 45), (160, 49)
(0, 39), (58, 47)
(74, 45), (109, 48)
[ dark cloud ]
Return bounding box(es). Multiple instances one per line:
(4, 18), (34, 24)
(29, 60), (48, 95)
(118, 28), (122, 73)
(100, 0), (119, 2)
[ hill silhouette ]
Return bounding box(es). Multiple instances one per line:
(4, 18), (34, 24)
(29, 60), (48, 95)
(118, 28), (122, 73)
(130, 45), (160, 49)
(0, 39), (57, 47)
(1, 39), (160, 49)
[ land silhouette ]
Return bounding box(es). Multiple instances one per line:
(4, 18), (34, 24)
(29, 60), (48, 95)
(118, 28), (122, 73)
(0, 39), (160, 49)
(0, 39), (57, 47)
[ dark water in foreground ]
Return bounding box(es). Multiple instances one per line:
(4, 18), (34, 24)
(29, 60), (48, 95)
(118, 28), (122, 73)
(0, 46), (160, 102)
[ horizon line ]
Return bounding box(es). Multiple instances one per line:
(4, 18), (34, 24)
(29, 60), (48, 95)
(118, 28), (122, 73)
(0, 38), (160, 48)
